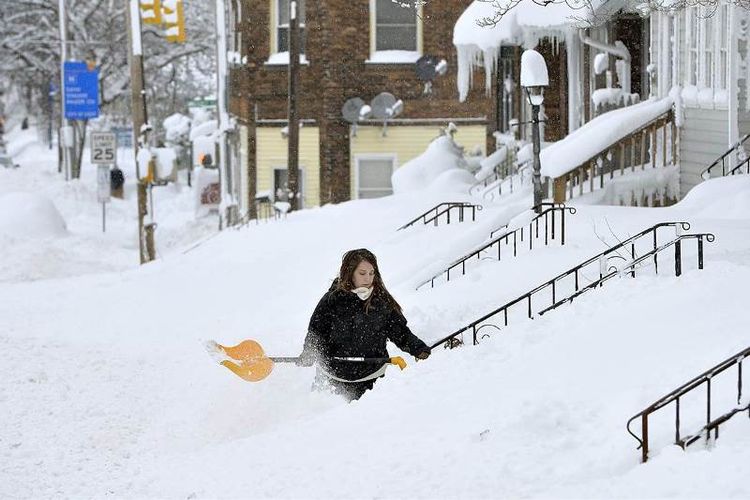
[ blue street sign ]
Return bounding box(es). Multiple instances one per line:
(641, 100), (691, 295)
(63, 61), (99, 120)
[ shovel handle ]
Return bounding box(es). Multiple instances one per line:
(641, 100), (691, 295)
(269, 356), (405, 369)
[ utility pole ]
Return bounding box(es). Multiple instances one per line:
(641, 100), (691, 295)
(216, 0), (236, 227)
(287, 0), (300, 212)
(126, 0), (156, 264)
(58, 0), (70, 181)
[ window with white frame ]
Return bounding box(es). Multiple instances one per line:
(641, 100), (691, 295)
(702, 8), (714, 88)
(273, 166), (305, 207)
(372, 0), (419, 57)
(357, 157), (394, 199)
(275, 0), (306, 54)
(688, 7), (698, 86)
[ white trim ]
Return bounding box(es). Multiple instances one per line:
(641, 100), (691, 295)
(354, 154), (397, 200)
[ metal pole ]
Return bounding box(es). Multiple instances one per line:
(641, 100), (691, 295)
(102, 202), (106, 233)
(126, 0), (154, 264)
(531, 101), (543, 213)
(58, 0), (70, 181)
(287, 0), (300, 212)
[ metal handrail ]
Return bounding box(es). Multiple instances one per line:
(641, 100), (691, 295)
(626, 345), (750, 463)
(701, 133), (750, 179)
(482, 161), (532, 202)
(728, 155), (750, 176)
(416, 203), (576, 290)
(429, 222), (713, 349)
(397, 202), (483, 230)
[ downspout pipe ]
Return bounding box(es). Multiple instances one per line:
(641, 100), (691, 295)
(579, 29), (631, 94)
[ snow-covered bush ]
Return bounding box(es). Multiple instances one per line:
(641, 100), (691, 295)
(391, 133), (476, 194)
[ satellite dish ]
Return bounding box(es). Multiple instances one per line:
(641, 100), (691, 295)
(371, 92), (397, 120)
(342, 97), (367, 124)
(416, 55), (440, 82)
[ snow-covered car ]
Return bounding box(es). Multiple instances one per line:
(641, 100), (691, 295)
(0, 153), (19, 168)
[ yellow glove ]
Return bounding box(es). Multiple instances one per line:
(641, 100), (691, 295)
(390, 356), (407, 370)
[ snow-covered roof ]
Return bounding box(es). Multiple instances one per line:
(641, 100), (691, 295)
(453, 0), (599, 101)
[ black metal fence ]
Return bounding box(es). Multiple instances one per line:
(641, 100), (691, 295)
(701, 134), (750, 180)
(416, 203), (576, 290)
(627, 346), (750, 463)
(430, 222), (714, 349)
(398, 202), (483, 230)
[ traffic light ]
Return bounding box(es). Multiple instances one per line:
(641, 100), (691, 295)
(162, 0), (186, 43)
(140, 0), (162, 24)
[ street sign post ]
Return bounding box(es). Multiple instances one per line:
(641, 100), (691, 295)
(63, 61), (99, 120)
(92, 132), (116, 233)
(97, 165), (111, 232)
(91, 132), (117, 165)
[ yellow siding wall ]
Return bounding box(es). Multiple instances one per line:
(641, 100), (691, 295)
(349, 124), (487, 199)
(256, 127), (320, 208)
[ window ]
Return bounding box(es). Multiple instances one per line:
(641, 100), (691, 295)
(356, 157), (394, 199)
(703, 9), (714, 88)
(375, 0), (416, 51)
(274, 167), (304, 207)
(275, 0), (306, 54)
(687, 7), (698, 86)
(368, 0), (421, 62)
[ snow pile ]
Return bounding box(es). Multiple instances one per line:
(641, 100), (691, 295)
(391, 135), (475, 194)
(476, 145), (508, 181)
(678, 175), (750, 219)
(163, 113), (191, 144)
(540, 96), (674, 178)
(0, 192), (67, 239)
(153, 147), (177, 180)
(579, 164), (680, 206)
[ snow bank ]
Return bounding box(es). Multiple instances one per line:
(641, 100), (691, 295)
(0, 192), (67, 238)
(678, 175), (750, 219)
(391, 135), (473, 194)
(540, 96), (674, 178)
(163, 113), (191, 144)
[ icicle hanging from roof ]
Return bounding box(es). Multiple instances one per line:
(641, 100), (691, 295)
(452, 0), (596, 102)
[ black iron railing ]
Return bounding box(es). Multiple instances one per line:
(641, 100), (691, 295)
(429, 222), (714, 349)
(416, 203), (576, 290)
(728, 155), (750, 176)
(398, 202), (483, 230)
(626, 346), (750, 463)
(481, 161), (532, 202)
(701, 134), (750, 180)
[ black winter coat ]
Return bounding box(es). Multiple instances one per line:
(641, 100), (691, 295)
(302, 286), (430, 381)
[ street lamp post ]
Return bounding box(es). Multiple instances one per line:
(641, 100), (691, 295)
(520, 50), (549, 214)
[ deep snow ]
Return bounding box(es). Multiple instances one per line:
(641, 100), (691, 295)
(1, 128), (749, 499)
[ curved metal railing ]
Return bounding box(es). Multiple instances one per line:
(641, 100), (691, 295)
(626, 346), (750, 463)
(701, 133), (750, 180)
(429, 222), (714, 349)
(398, 202), (483, 230)
(416, 203), (576, 290)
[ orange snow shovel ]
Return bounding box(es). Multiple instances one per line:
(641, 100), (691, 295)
(206, 339), (406, 382)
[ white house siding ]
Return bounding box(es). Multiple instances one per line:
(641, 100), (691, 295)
(680, 107), (729, 197)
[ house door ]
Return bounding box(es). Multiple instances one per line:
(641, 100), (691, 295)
(356, 157), (394, 199)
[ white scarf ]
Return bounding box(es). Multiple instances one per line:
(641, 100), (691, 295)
(352, 287), (373, 301)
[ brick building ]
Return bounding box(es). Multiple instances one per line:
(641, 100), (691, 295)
(228, 0), (496, 212)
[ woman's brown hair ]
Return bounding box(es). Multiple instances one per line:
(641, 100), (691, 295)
(336, 248), (403, 314)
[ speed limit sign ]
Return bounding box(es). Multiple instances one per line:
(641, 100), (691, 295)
(91, 132), (117, 165)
